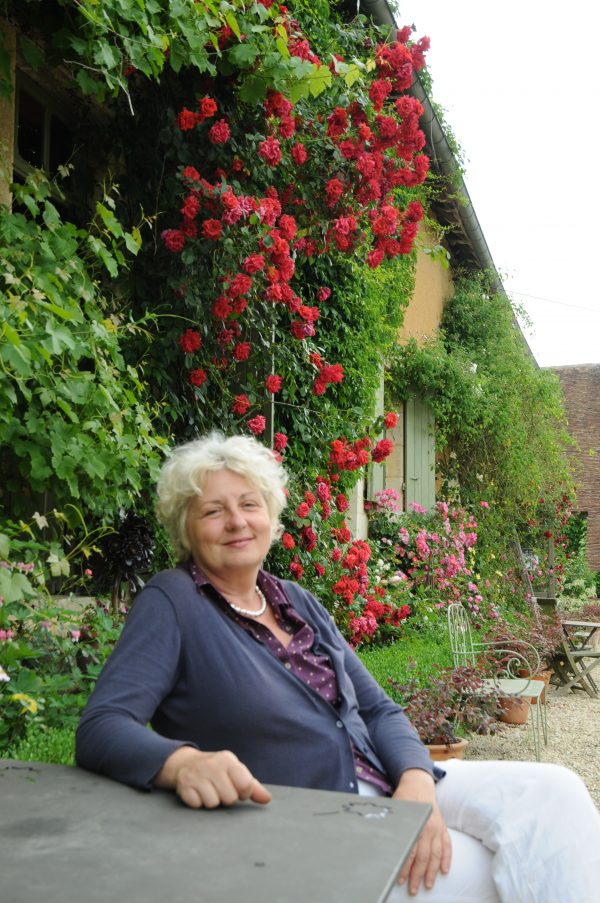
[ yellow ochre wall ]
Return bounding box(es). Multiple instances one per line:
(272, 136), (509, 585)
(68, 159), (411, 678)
(399, 225), (453, 348)
(385, 225), (453, 508)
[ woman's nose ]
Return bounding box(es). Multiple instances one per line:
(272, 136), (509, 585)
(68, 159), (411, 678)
(225, 507), (246, 529)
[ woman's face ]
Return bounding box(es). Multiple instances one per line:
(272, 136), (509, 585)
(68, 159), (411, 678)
(185, 469), (273, 582)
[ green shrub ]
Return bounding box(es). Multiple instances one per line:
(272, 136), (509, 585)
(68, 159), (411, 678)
(4, 724), (75, 766)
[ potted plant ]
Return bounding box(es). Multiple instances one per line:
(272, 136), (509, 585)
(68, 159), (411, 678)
(483, 613), (562, 701)
(388, 665), (500, 761)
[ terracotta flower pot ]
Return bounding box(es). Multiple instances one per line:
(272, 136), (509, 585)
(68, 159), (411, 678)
(517, 668), (552, 704)
(425, 738), (468, 761)
(531, 669), (552, 704)
(498, 696), (530, 725)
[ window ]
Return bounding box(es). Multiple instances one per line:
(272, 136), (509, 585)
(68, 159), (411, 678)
(14, 73), (74, 179)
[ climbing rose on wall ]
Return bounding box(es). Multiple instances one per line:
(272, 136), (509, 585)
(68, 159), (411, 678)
(247, 415), (266, 435)
(179, 329), (202, 353)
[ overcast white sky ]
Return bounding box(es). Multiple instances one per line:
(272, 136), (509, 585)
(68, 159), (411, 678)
(395, 0), (600, 368)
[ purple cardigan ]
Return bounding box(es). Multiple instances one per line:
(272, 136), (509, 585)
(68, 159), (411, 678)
(76, 568), (437, 791)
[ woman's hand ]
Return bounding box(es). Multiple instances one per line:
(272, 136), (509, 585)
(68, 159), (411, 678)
(154, 746), (272, 809)
(392, 768), (451, 896)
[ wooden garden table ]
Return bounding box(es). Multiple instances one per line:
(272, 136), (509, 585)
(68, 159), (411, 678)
(554, 620), (600, 697)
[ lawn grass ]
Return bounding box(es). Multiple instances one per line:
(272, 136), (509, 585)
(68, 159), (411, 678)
(357, 627), (454, 693)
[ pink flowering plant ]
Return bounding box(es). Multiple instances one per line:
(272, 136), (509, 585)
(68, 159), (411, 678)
(365, 497), (503, 627)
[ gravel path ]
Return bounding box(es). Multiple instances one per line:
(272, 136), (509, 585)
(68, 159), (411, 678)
(465, 686), (600, 808)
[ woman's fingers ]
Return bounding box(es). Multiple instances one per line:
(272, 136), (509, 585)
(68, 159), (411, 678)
(398, 845), (417, 886)
(173, 749), (271, 809)
(250, 780), (273, 804)
(397, 805), (452, 895)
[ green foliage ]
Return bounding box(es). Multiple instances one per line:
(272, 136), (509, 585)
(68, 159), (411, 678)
(5, 724), (75, 765)
(389, 272), (574, 524)
(0, 515), (126, 751)
(0, 170), (164, 520)
(2, 0), (340, 105)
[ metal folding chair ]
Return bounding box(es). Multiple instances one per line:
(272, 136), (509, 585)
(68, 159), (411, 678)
(447, 603), (548, 761)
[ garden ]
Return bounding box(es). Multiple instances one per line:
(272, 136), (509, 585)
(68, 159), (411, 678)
(1, 0), (595, 764)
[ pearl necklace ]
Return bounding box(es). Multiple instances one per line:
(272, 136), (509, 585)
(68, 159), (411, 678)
(225, 585), (267, 618)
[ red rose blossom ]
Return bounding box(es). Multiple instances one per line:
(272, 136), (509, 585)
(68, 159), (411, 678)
(212, 296), (232, 319)
(265, 374), (283, 394)
(326, 106), (348, 139)
(336, 493), (349, 513)
(384, 411), (398, 429)
(304, 491), (316, 509)
(289, 557), (303, 579)
(291, 143), (308, 165)
(182, 166), (201, 182)
(202, 219), (222, 240)
(282, 532), (295, 550)
(316, 481), (331, 502)
(371, 438), (393, 463)
(208, 119), (231, 144)
(188, 368), (207, 387)
(177, 108), (197, 131)
(247, 415), (266, 435)
(198, 95), (218, 120)
(278, 214), (297, 240)
(162, 229), (185, 253)
(179, 329), (202, 353)
(232, 394), (250, 415)
(258, 136), (282, 167)
(274, 432), (288, 452)
(233, 342), (251, 361)
(324, 178), (344, 208)
(367, 248), (385, 269)
(242, 254), (265, 274)
(227, 273), (252, 298)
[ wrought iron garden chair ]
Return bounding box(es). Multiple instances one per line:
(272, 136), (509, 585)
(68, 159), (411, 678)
(447, 603), (548, 761)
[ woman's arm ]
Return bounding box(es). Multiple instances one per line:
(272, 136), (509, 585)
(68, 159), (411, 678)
(76, 584), (195, 788)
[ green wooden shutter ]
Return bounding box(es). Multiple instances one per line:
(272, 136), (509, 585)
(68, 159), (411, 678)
(405, 395), (435, 510)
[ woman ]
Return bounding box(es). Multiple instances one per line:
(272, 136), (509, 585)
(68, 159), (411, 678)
(77, 433), (600, 902)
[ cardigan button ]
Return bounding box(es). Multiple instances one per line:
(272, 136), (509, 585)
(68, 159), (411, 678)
(336, 720), (343, 728)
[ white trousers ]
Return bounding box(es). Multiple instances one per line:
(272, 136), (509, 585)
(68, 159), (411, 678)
(359, 759), (600, 902)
